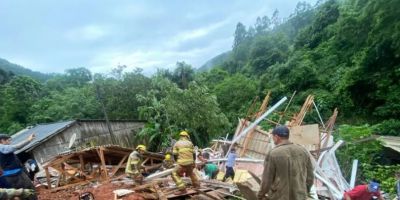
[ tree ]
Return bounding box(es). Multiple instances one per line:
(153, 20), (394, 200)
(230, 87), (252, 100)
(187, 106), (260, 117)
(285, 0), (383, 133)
(65, 67), (92, 87)
(0, 68), (14, 85)
(255, 16), (271, 34)
(233, 23), (247, 50)
(0, 76), (42, 132)
(172, 62), (194, 89)
(29, 86), (102, 123)
(213, 74), (258, 125)
(137, 77), (229, 150)
(249, 33), (289, 74)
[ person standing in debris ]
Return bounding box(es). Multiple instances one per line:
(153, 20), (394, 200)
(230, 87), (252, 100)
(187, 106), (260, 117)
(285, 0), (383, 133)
(257, 126), (314, 200)
(125, 144), (147, 184)
(343, 180), (384, 200)
(0, 133), (37, 200)
(223, 148), (236, 182)
(171, 131), (200, 193)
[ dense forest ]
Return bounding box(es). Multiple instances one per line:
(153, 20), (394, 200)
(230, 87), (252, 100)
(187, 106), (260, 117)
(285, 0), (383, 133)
(1, 0), (399, 192)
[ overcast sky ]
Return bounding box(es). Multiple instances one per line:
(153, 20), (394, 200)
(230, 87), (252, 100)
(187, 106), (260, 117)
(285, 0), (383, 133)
(0, 0), (317, 75)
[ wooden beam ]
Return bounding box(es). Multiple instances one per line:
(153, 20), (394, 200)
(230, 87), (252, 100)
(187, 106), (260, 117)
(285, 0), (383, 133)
(62, 162), (92, 180)
(98, 147), (109, 181)
(322, 108), (338, 148)
(44, 154), (76, 168)
(290, 95), (314, 126)
(194, 189), (221, 200)
(50, 181), (90, 192)
(241, 92), (271, 156)
(101, 148), (131, 156)
(79, 154), (84, 172)
(45, 167), (51, 189)
(109, 154), (128, 178)
(153, 184), (167, 200)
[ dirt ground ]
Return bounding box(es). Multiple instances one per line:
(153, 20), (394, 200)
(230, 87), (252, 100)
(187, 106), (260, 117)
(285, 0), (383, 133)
(37, 182), (146, 200)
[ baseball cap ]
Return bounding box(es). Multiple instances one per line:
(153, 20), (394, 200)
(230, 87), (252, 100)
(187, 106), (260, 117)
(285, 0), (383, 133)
(368, 181), (380, 192)
(272, 126), (290, 137)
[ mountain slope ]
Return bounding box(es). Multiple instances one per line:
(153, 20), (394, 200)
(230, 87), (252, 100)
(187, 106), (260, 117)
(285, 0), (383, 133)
(0, 58), (52, 82)
(198, 51), (231, 72)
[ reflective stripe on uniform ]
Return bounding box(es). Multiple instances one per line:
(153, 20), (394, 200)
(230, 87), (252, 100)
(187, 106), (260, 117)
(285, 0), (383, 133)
(173, 138), (194, 165)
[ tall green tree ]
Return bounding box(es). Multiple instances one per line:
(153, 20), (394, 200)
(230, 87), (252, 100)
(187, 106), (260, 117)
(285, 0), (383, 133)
(0, 76), (42, 132)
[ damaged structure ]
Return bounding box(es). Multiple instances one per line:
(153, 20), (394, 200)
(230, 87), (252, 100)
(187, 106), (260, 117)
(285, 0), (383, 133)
(11, 119), (145, 165)
(34, 94), (355, 199)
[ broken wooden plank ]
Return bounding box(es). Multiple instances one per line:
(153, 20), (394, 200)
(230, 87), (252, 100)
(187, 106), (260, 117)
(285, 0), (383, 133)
(109, 154), (128, 178)
(62, 162), (92, 180)
(153, 184), (167, 200)
(226, 96), (287, 156)
(241, 92), (271, 156)
(194, 189), (221, 200)
(45, 167), (51, 189)
(97, 147), (109, 181)
(50, 180), (90, 192)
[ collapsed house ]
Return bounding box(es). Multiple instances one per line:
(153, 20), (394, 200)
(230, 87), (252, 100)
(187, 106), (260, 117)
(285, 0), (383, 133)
(11, 119), (145, 165)
(34, 94), (355, 199)
(210, 94), (351, 199)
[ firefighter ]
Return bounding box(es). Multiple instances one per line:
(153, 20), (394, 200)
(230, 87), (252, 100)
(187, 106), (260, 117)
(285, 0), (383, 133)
(171, 131), (200, 193)
(162, 152), (174, 170)
(125, 144), (146, 184)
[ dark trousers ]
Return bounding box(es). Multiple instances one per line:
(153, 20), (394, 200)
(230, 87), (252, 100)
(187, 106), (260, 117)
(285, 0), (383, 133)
(223, 166), (235, 181)
(3, 172), (37, 200)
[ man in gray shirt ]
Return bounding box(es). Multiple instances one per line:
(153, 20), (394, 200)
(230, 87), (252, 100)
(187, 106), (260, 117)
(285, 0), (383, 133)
(0, 133), (37, 200)
(257, 126), (314, 200)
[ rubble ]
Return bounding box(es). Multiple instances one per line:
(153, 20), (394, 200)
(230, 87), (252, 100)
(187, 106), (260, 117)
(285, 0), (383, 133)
(36, 94), (351, 199)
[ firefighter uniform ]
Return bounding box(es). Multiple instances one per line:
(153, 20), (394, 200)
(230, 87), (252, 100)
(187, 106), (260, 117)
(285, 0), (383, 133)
(125, 145), (146, 183)
(171, 131), (200, 191)
(162, 153), (174, 169)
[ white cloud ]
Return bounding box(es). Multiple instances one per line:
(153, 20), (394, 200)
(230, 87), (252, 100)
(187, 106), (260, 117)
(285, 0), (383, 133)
(88, 36), (233, 75)
(65, 25), (109, 41)
(167, 19), (230, 48)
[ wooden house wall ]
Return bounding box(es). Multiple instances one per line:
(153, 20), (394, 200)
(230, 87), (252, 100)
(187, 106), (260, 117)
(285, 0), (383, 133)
(32, 121), (144, 164)
(235, 119), (273, 159)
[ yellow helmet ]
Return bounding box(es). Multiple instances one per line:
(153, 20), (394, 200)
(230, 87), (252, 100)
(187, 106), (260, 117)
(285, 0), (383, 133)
(179, 131), (189, 137)
(136, 144), (146, 151)
(165, 153), (171, 161)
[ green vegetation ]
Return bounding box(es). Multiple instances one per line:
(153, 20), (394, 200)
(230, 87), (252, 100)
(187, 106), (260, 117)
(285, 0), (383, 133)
(336, 124), (399, 196)
(0, 0), (399, 191)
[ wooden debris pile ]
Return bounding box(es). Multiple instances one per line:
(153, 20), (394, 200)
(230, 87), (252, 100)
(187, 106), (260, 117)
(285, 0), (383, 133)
(37, 145), (243, 199)
(209, 93), (350, 199)
(37, 93), (352, 200)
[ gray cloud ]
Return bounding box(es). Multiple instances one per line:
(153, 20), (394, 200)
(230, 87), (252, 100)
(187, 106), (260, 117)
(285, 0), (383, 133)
(0, 0), (318, 74)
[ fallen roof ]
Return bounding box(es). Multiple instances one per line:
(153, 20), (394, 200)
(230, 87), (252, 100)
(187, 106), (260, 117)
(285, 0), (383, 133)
(12, 120), (76, 154)
(45, 145), (134, 167)
(378, 136), (400, 153)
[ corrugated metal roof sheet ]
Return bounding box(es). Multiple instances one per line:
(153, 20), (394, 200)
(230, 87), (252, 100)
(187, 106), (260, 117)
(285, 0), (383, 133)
(11, 121), (76, 154)
(378, 136), (400, 153)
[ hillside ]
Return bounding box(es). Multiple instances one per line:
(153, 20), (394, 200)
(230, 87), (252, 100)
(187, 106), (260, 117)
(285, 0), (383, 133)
(203, 0), (400, 130)
(0, 58), (52, 82)
(198, 51), (231, 72)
